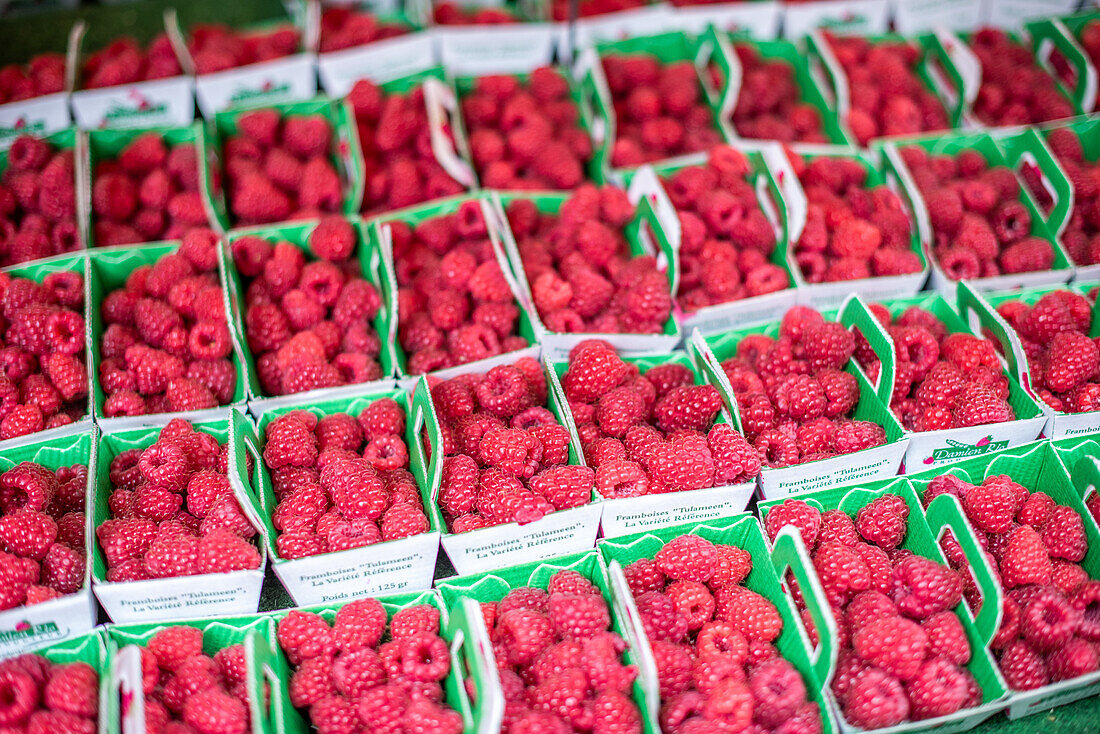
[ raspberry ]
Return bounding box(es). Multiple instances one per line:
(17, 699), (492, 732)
(707, 424), (760, 485)
(624, 559), (665, 596)
(562, 343), (629, 403)
(749, 658), (806, 728)
(999, 639), (1048, 690)
(655, 534), (717, 583)
(653, 385), (722, 433)
(764, 500), (821, 550)
(182, 688), (248, 734)
(854, 495), (909, 550)
(714, 586), (782, 642)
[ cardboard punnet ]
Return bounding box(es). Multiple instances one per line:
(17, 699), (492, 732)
(882, 131), (1075, 294)
(69, 17), (196, 131)
(1048, 10), (1100, 113)
(105, 614), (279, 734)
(1050, 432), (1100, 532)
(205, 98), (365, 232)
(0, 22), (77, 151)
(959, 282), (1100, 438)
(890, 0), (983, 34)
(433, 7), (558, 77)
(905, 441), (1100, 718)
(0, 429), (96, 657)
(420, 362), (602, 575)
(0, 253), (94, 449)
(560, 4), (674, 63)
(233, 392), (441, 606)
(91, 415), (267, 622)
(781, 0), (890, 40)
(1026, 16), (1099, 115)
(984, 0), (1081, 30)
(596, 515), (838, 732)
(492, 188), (682, 360)
(857, 289), (1044, 472)
(619, 143), (803, 335)
(24, 630), (107, 725)
(695, 297), (909, 499)
(265, 589), (499, 734)
(758, 478), (1011, 733)
(87, 241), (251, 428)
(659, 0), (782, 39)
(435, 549), (652, 730)
(222, 218), (397, 407)
(546, 348), (756, 538)
(918, 28), (982, 129)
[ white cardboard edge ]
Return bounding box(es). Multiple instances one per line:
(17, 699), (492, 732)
(538, 331), (682, 363)
(605, 560), (661, 722)
(194, 53), (318, 119)
(317, 33), (438, 96)
(798, 272), (928, 310)
(1070, 261), (1100, 284)
(782, 0), (890, 39)
(395, 345), (542, 392)
(70, 76), (195, 130)
(1047, 408), (1100, 439)
(96, 405), (246, 434)
(677, 288), (799, 339)
(92, 567), (264, 623)
(0, 93), (72, 150)
(116, 643), (146, 734)
(271, 531), (440, 607)
(440, 502), (602, 576)
(0, 589), (96, 657)
(246, 378), (400, 418)
(435, 23), (557, 77)
(598, 482), (756, 539)
(659, 2), (782, 38)
(984, 0), (1081, 30)
(0, 415), (95, 453)
(901, 415), (1047, 472)
(562, 6), (675, 59)
(827, 686), (1005, 734)
(758, 438), (909, 500)
(929, 264), (1074, 296)
(891, 0), (984, 34)
(1005, 670), (1100, 719)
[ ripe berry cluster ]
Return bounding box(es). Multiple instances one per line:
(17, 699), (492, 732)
(728, 44), (828, 144)
(92, 132), (207, 248)
(234, 218), (385, 396)
(825, 34), (949, 145)
(434, 358), (590, 531)
(0, 270), (88, 438)
(434, 1), (518, 24)
(970, 29), (1076, 127)
(901, 145), (1055, 279)
(509, 185), (672, 334)
(0, 461), (87, 610)
(349, 79), (467, 216)
(99, 229), (237, 417)
(720, 307), (886, 468)
(136, 626), (253, 734)
(551, 0), (645, 19)
(1040, 127), (1100, 266)
(996, 289), (1100, 413)
(922, 474), (1100, 690)
(81, 35), (182, 89)
(563, 340), (760, 498)
(224, 108), (344, 226)
(392, 201), (529, 373)
(794, 154), (921, 284)
(0, 53), (65, 103)
(1, 134), (80, 266)
(766, 496), (981, 728)
(623, 533), (822, 733)
(463, 69), (592, 190)
(483, 570), (642, 732)
(279, 600), (463, 734)
(263, 400), (430, 559)
(318, 5), (408, 53)
(96, 420), (261, 582)
(665, 145), (787, 312)
(0, 652), (98, 732)
(859, 303), (1015, 431)
(603, 53), (722, 168)
(187, 24), (299, 75)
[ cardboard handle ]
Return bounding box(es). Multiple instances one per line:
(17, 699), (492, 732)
(412, 376), (443, 493)
(606, 559), (661, 723)
(954, 281), (1029, 387)
(626, 194), (679, 296)
(929, 29), (981, 126)
(115, 644), (147, 734)
(689, 328), (744, 433)
(543, 359), (587, 465)
(226, 408), (269, 535)
(243, 629), (279, 734)
(1031, 18), (1097, 115)
(839, 294), (895, 406)
(805, 30), (849, 118)
(1002, 128), (1073, 237)
(422, 77), (476, 188)
(770, 526), (836, 687)
(760, 142), (807, 245)
(573, 48), (614, 156)
(925, 493), (1003, 647)
(448, 597), (504, 734)
(1072, 454), (1100, 514)
(709, 27), (742, 135)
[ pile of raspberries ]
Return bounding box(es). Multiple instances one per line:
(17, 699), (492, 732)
(435, 1), (518, 24)
(0, 460), (88, 609)
(921, 474), (1100, 690)
(81, 36), (181, 89)
(857, 303), (1015, 431)
(347, 80), (467, 216)
(1076, 21), (1100, 110)
(0, 53), (65, 103)
(318, 5), (408, 53)
(995, 289), (1100, 413)
(186, 23), (299, 75)
(391, 200), (529, 374)
(234, 218), (386, 396)
(278, 600), (463, 734)
(463, 68), (592, 190)
(507, 184), (673, 334)
(0, 651), (98, 731)
(793, 153), (922, 284)
(825, 34), (949, 145)
(900, 145), (1055, 279)
(969, 28), (1077, 127)
(262, 399), (431, 559)
(136, 626), (254, 734)
(621, 533), (821, 733)
(0, 269), (88, 438)
(765, 496), (982, 728)
(434, 358), (591, 531)
(223, 107), (345, 226)
(728, 44), (827, 144)
(664, 145), (788, 312)
(92, 132), (207, 247)
(563, 340), (760, 498)
(1040, 127), (1100, 266)
(95, 419), (261, 582)
(719, 307), (887, 468)
(1, 134), (80, 266)
(483, 569), (643, 732)
(602, 52), (723, 168)
(551, 0), (645, 19)
(99, 229), (237, 417)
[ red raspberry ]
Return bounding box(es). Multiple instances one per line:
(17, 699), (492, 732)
(655, 535), (717, 583)
(854, 495), (909, 550)
(764, 500), (822, 549)
(653, 385), (722, 433)
(852, 616), (928, 681)
(623, 559), (665, 596)
(713, 586), (782, 642)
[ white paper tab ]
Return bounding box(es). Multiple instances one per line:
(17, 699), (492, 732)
(0, 94), (72, 150)
(194, 54), (318, 118)
(318, 33), (438, 97)
(71, 77), (195, 130)
(599, 483), (756, 538)
(437, 24), (556, 76)
(94, 569), (263, 623)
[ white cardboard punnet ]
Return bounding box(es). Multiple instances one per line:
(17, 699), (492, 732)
(598, 483), (756, 539)
(435, 23), (557, 76)
(660, 1), (782, 39)
(891, 0), (983, 33)
(984, 0), (1080, 30)
(71, 76), (196, 130)
(0, 94), (71, 151)
(194, 53), (318, 119)
(317, 32), (437, 96)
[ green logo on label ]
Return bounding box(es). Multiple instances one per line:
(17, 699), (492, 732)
(0, 620), (61, 644)
(0, 118), (46, 138)
(927, 436), (1008, 464)
(820, 14), (867, 29)
(104, 102), (169, 122)
(230, 81), (291, 104)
